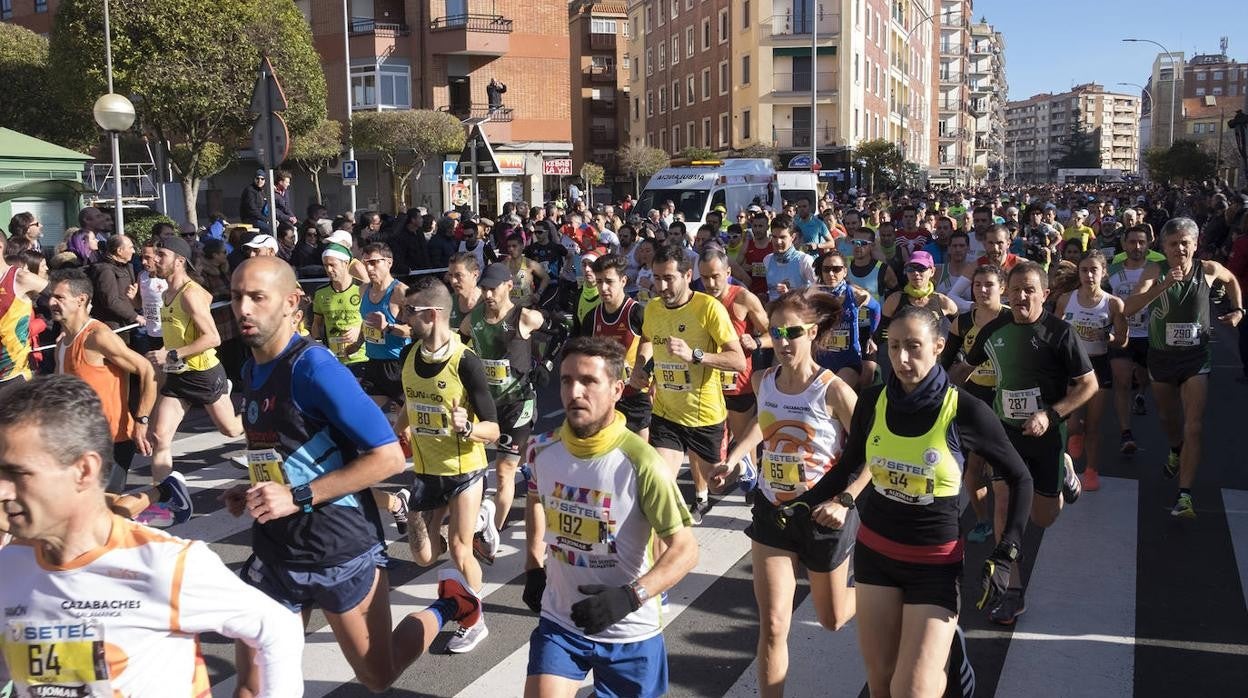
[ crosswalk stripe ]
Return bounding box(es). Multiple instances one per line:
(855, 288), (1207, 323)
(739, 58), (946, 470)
(1223, 489), (1248, 618)
(993, 476), (1138, 697)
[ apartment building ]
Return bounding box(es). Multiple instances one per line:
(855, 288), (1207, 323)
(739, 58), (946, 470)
(1181, 95), (1240, 183)
(1005, 84), (1140, 183)
(968, 19), (1006, 183)
(570, 0), (631, 186)
(931, 0), (970, 185)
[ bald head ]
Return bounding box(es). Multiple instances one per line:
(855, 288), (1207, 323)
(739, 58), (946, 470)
(233, 256), (299, 295)
(230, 257), (303, 351)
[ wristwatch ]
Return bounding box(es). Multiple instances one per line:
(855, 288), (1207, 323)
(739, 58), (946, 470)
(135, 415), (150, 425)
(166, 349), (180, 365)
(834, 492), (856, 510)
(1045, 406), (1066, 423)
(291, 483), (314, 513)
(627, 580), (650, 610)
(691, 348), (705, 364)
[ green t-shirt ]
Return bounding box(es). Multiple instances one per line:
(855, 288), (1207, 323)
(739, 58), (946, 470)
(1147, 261), (1211, 353)
(312, 282), (367, 365)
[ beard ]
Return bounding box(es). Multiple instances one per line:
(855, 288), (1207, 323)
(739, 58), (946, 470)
(567, 410), (612, 439)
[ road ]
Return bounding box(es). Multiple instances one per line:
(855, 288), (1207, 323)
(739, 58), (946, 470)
(126, 325), (1248, 697)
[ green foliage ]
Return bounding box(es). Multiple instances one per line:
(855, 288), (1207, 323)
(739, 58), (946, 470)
(618, 144), (670, 177)
(1053, 109), (1101, 171)
(289, 119), (343, 204)
(678, 146), (717, 161)
(124, 213), (178, 246)
(354, 110), (465, 211)
(1144, 140), (1218, 184)
(855, 139), (903, 191)
(0, 23), (93, 148)
(580, 162), (605, 187)
(739, 142), (779, 166)
(170, 141), (230, 180)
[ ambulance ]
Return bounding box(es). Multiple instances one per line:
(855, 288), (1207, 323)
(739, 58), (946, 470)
(636, 159), (778, 228)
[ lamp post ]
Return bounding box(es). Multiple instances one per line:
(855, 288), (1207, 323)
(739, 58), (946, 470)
(342, 0), (359, 216)
(94, 0), (134, 236)
(1122, 38), (1178, 148)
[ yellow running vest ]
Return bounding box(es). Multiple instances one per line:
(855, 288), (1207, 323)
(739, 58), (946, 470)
(401, 337), (488, 476)
(866, 387), (962, 505)
(160, 281), (219, 372)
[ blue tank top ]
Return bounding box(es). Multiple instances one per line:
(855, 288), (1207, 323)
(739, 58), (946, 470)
(820, 283), (861, 356)
(360, 279), (408, 360)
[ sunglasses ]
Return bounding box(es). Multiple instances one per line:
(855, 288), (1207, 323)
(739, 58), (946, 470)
(769, 322), (817, 340)
(822, 265), (845, 274)
(851, 239), (873, 247)
(403, 305), (440, 315)
(904, 264), (930, 274)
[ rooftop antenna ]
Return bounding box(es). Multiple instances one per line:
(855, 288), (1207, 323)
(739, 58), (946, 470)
(1220, 36), (1228, 56)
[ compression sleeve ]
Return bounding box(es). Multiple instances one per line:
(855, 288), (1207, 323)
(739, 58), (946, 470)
(292, 347), (397, 451)
(865, 295), (882, 334)
(953, 391), (1034, 548)
(174, 542), (306, 697)
(458, 351), (500, 423)
(947, 275), (974, 313)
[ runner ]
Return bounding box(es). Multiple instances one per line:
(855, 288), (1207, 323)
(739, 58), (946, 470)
(446, 252), (483, 332)
(802, 305), (1033, 698)
(358, 242), (411, 412)
(1106, 226), (1160, 444)
(394, 276), (501, 653)
(962, 261), (1098, 625)
(523, 337), (698, 698)
(631, 242), (746, 523)
(462, 263), (546, 555)
(136, 239), (167, 354)
(711, 288), (862, 698)
(0, 374), (305, 697)
(224, 257), (484, 693)
(0, 244), (46, 397)
(146, 236), (243, 483)
(936, 230), (975, 313)
(1121, 217), (1244, 518)
(878, 251), (960, 336)
(848, 228), (898, 389)
(311, 237), (368, 378)
(763, 217), (817, 301)
(1054, 251), (1127, 492)
(814, 250), (877, 385)
(976, 225), (1021, 272)
(504, 232), (550, 308)
(581, 254), (654, 439)
(942, 264), (1013, 544)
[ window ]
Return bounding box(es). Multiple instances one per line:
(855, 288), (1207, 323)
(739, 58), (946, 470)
(1213, 86), (1224, 95)
(647, 91), (654, 116)
(866, 58), (872, 90)
(660, 87), (668, 113)
(672, 0), (680, 18)
(702, 68), (711, 100)
(741, 54), (750, 85)
(742, 109), (751, 140)
(1214, 71), (1225, 80)
(866, 7), (872, 38)
(1196, 87), (1206, 96)
(647, 132), (654, 146)
(646, 49), (653, 76)
(645, 7), (651, 33)
(672, 80), (681, 109)
(854, 53), (860, 83)
(702, 18), (712, 50)
(1, 0), (12, 19)
(672, 127), (680, 151)
(686, 0), (693, 8)
(703, 117), (712, 147)
(1197, 72), (1207, 81)
(719, 60), (730, 95)
(294, 0), (311, 23)
(672, 37), (680, 65)
(687, 75), (696, 103)
(34, 0), (46, 11)
(351, 63), (411, 110)
(687, 122), (696, 149)
(659, 130), (665, 150)
(720, 113), (730, 146)
(631, 17), (638, 37)
(634, 96), (641, 120)
(658, 43), (666, 70)
(718, 8), (729, 43)
(854, 108), (860, 137)
(657, 4), (663, 26)
(743, 0), (750, 28)
(686, 27), (694, 57)
(590, 18), (617, 34)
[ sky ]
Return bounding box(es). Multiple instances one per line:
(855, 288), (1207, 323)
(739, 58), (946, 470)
(973, 0), (1241, 101)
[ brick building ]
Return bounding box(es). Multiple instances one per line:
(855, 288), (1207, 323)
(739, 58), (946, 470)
(569, 0), (631, 191)
(1005, 83), (1140, 183)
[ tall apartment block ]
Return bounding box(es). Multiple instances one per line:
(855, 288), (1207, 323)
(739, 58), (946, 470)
(968, 18), (1006, 183)
(1004, 83), (1140, 183)
(931, 0), (970, 185)
(569, 0), (631, 184)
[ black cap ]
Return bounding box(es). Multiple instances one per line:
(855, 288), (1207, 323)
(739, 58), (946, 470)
(157, 235), (197, 270)
(478, 263), (513, 289)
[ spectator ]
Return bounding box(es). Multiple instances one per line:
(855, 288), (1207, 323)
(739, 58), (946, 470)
(240, 169), (269, 230)
(273, 170), (297, 226)
(87, 234), (141, 331)
(275, 222), (298, 260)
(7, 212), (43, 252)
(199, 239), (232, 300)
(355, 210), (383, 241)
(243, 233), (280, 258)
(1228, 216), (1248, 382)
(290, 219), (325, 272)
(204, 212), (229, 247)
(426, 216), (459, 269)
(386, 208), (431, 277)
(68, 207), (108, 264)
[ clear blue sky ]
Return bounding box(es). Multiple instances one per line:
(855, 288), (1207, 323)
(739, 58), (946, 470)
(974, 0), (1241, 101)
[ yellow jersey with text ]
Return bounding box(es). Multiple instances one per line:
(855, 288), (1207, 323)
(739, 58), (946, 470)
(642, 291), (736, 427)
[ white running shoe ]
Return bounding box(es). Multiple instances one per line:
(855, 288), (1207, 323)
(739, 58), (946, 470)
(477, 499), (501, 559)
(447, 617), (489, 653)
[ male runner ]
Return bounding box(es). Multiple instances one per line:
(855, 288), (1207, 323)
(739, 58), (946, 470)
(967, 206), (996, 258)
(976, 225), (1021, 272)
(523, 337), (697, 698)
(763, 218), (817, 301)
(631, 243), (746, 523)
(395, 277), (501, 652)
(136, 240), (167, 353)
(963, 261), (1097, 625)
(504, 233), (550, 308)
(848, 228), (898, 387)
(462, 263), (546, 556)
(742, 211), (775, 298)
(1105, 226), (1155, 448)
(146, 236), (243, 482)
(49, 269), (158, 496)
(446, 252), (483, 332)
(311, 237), (368, 378)
(1121, 218), (1243, 518)
(0, 374), (305, 697)
(358, 242), (411, 412)
(581, 254), (653, 439)
(224, 257), (483, 693)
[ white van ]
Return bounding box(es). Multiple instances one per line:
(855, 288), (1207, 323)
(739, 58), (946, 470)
(637, 159), (778, 228)
(777, 171), (821, 209)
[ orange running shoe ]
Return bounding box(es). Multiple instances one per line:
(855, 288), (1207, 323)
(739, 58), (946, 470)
(1080, 467), (1101, 492)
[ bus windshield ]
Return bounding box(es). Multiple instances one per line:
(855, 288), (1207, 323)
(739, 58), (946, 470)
(636, 188), (709, 223)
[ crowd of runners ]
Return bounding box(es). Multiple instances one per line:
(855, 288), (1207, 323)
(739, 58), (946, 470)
(0, 178), (1245, 697)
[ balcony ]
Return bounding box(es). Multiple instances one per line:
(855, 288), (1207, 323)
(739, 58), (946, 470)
(938, 99), (960, 112)
(590, 100), (618, 115)
(438, 104), (514, 123)
(939, 43), (964, 57)
(939, 72), (964, 84)
(587, 64), (617, 83)
(349, 18), (409, 37)
(590, 126), (619, 145)
(589, 32), (617, 50)
(772, 126), (836, 149)
(428, 14), (513, 56)
(767, 11), (840, 39)
(765, 72), (838, 104)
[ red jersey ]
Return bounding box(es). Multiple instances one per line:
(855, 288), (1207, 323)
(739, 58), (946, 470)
(977, 253), (1020, 271)
(743, 236), (773, 297)
(718, 284), (754, 395)
(590, 297), (643, 395)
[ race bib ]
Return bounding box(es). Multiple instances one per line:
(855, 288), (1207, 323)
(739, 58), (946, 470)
(971, 361), (997, 381)
(410, 402), (450, 437)
(1001, 387), (1042, 421)
(143, 300), (161, 330)
(328, 332), (352, 358)
(827, 328), (851, 351)
(751, 262), (767, 278)
(362, 324), (385, 344)
(1071, 319), (1106, 344)
(4, 619), (112, 695)
(247, 448), (288, 485)
(544, 503), (610, 554)
(721, 369), (737, 392)
(1165, 322), (1201, 347)
(656, 361), (691, 392)
(163, 356), (187, 374)
(857, 305), (871, 326)
(868, 456), (936, 505)
(762, 450), (803, 493)
(482, 359), (510, 386)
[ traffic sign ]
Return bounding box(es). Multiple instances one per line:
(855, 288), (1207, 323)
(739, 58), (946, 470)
(456, 126), (500, 176)
(342, 159), (359, 186)
(543, 158), (573, 176)
(249, 57), (288, 114)
(443, 161), (459, 184)
(250, 56), (289, 171)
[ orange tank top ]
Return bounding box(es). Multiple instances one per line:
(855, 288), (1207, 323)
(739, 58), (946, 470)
(58, 319), (131, 442)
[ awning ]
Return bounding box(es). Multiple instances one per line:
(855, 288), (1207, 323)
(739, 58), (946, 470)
(0, 178), (95, 200)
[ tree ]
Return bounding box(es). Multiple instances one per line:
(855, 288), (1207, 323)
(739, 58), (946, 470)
(1144, 140), (1218, 184)
(1053, 109), (1100, 172)
(353, 110), (465, 212)
(618, 144), (670, 195)
(678, 146), (716, 161)
(579, 162), (605, 207)
(739, 142), (779, 166)
(855, 139), (903, 192)
(49, 0), (328, 227)
(288, 119), (343, 205)
(0, 23), (93, 148)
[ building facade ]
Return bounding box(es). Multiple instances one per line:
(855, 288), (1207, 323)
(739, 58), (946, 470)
(569, 0), (630, 189)
(1181, 95), (1240, 184)
(931, 0), (970, 185)
(1004, 84), (1140, 183)
(968, 19), (1005, 184)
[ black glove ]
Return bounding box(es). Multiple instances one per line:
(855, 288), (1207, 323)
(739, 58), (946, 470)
(523, 568), (546, 614)
(977, 542), (1017, 610)
(570, 584), (641, 635)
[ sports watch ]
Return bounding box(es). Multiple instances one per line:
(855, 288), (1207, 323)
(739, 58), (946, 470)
(291, 483), (314, 513)
(833, 492), (856, 510)
(691, 348), (705, 364)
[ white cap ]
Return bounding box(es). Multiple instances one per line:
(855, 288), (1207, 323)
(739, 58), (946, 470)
(325, 231), (354, 248)
(244, 234), (279, 251)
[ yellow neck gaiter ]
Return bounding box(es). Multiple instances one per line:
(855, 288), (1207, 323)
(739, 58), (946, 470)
(560, 410), (628, 459)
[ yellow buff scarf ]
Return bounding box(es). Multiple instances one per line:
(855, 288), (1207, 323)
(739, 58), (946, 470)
(904, 282), (934, 299)
(560, 410), (628, 459)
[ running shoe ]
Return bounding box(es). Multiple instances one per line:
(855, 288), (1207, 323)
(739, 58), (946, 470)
(1120, 430), (1137, 455)
(966, 521), (993, 544)
(391, 489), (410, 537)
(136, 504), (175, 529)
(1079, 467), (1101, 493)
(689, 498), (711, 526)
(947, 625), (977, 698)
(737, 455), (758, 494)
(1065, 433), (1085, 460)
(661, 591), (670, 609)
(159, 471), (194, 526)
(988, 589), (1026, 626)
(472, 499), (500, 565)
(447, 618), (489, 654)
(1132, 393), (1147, 415)
(1061, 454), (1081, 505)
(1163, 452), (1180, 479)
(1171, 493), (1196, 519)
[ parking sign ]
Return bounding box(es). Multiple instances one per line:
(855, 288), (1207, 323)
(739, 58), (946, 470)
(341, 159), (358, 186)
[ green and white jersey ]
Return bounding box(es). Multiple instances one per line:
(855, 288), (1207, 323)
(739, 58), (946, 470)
(1147, 261), (1211, 353)
(966, 311), (1093, 428)
(526, 417), (691, 642)
(312, 282), (367, 365)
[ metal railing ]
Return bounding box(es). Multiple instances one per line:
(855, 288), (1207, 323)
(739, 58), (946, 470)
(349, 18), (410, 37)
(590, 126), (619, 144)
(771, 71), (837, 93)
(939, 43), (964, 56)
(587, 64), (617, 81)
(85, 163), (159, 203)
(590, 100), (618, 114)
(772, 127), (836, 149)
(769, 12), (840, 37)
(437, 104), (515, 122)
(429, 14), (514, 33)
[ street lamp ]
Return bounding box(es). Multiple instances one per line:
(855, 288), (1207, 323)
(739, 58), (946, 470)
(93, 94), (135, 238)
(1122, 38), (1178, 148)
